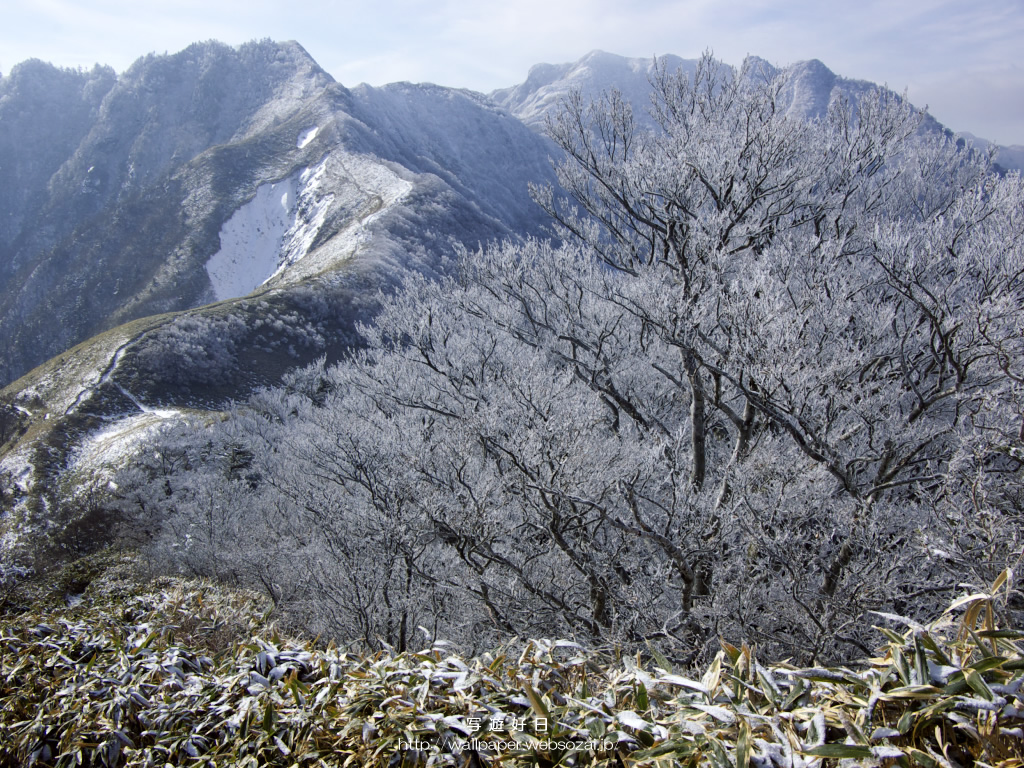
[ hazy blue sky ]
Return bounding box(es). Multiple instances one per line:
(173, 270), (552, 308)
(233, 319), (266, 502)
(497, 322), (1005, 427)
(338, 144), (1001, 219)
(3, 0), (1023, 144)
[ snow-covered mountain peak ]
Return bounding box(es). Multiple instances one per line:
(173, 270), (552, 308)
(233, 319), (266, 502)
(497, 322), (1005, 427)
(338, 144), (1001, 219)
(491, 51), (696, 130)
(741, 55), (779, 79)
(492, 50), (913, 134)
(574, 50), (656, 77)
(514, 61), (576, 96)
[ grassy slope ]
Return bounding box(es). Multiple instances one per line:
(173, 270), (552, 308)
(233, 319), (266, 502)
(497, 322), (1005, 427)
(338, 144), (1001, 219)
(0, 277), (362, 556)
(1, 552), (1021, 767)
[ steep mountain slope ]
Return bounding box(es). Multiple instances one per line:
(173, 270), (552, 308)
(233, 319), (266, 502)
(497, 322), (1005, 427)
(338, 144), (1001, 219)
(0, 41), (558, 391)
(344, 82), (554, 251)
(0, 40), (334, 386)
(0, 41), (559, 538)
(0, 60), (117, 258)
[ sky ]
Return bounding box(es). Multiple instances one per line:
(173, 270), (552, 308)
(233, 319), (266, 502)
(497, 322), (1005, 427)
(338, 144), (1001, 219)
(2, 0), (1023, 145)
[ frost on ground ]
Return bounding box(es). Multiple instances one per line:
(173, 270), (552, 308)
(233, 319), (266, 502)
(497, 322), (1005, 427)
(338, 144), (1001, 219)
(68, 410), (184, 489)
(0, 448), (35, 494)
(1, 446), (40, 557)
(16, 332), (135, 417)
(205, 150), (413, 300)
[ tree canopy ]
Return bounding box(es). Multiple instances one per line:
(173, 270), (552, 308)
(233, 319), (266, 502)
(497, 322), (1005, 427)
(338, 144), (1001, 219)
(117, 54), (1024, 664)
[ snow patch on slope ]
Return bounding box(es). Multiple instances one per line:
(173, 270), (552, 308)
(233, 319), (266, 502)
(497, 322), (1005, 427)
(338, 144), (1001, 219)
(297, 126), (319, 148)
(204, 154), (351, 301)
(205, 178), (297, 301)
(69, 410), (183, 481)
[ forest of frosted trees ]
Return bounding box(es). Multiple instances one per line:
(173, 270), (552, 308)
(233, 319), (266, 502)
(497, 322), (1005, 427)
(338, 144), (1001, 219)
(114, 55), (1024, 665)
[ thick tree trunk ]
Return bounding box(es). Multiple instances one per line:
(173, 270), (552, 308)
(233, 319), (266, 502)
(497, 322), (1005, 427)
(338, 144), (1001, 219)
(732, 395), (756, 462)
(683, 349), (706, 489)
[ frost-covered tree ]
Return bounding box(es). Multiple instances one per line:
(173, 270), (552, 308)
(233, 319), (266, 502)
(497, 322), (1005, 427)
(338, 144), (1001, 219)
(536, 54), (1022, 615)
(119, 53), (1023, 664)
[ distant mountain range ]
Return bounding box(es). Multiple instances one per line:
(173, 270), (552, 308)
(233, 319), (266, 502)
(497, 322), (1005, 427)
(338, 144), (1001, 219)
(1, 41), (1018, 523)
(492, 51), (886, 127)
(492, 49), (1022, 166)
